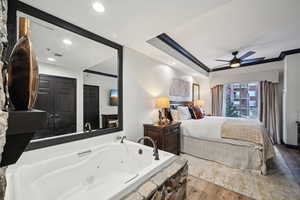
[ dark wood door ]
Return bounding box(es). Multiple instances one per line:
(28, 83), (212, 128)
(34, 75), (76, 138)
(54, 78), (76, 135)
(84, 85), (100, 130)
(34, 75), (55, 139)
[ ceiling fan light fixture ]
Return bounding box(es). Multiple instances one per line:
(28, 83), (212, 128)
(216, 50), (263, 68)
(230, 61), (240, 68)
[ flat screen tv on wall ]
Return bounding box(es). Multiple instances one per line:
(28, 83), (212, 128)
(110, 89), (118, 106)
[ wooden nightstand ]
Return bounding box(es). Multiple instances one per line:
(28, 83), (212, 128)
(143, 122), (181, 155)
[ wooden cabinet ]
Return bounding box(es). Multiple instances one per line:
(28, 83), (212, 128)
(143, 122), (181, 155)
(102, 114), (118, 128)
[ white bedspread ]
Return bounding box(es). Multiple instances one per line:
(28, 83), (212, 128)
(180, 116), (275, 174)
(180, 116), (262, 141)
(180, 116), (229, 139)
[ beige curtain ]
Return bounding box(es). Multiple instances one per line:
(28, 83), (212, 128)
(260, 81), (280, 144)
(211, 85), (224, 116)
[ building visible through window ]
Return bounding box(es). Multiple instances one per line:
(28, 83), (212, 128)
(224, 82), (259, 119)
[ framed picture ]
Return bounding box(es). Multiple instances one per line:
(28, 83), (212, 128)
(192, 83), (200, 102)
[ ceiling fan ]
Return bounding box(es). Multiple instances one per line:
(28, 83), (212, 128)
(216, 51), (265, 68)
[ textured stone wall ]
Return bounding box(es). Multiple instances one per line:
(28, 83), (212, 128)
(0, 0), (8, 199)
(123, 157), (188, 200)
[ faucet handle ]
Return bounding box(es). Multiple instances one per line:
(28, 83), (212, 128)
(116, 135), (122, 140)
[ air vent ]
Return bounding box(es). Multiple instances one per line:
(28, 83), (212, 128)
(54, 53), (63, 57)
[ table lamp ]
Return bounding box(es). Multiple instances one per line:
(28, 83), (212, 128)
(194, 99), (205, 107)
(155, 97), (170, 125)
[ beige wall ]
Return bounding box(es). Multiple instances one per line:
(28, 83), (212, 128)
(283, 54), (300, 145)
(123, 47), (201, 141)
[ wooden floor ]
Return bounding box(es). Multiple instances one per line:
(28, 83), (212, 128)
(276, 145), (300, 186)
(186, 176), (252, 200)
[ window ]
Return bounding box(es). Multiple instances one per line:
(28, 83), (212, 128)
(248, 91), (256, 97)
(249, 101), (256, 106)
(234, 91), (240, 98)
(224, 82), (259, 119)
(233, 101), (240, 105)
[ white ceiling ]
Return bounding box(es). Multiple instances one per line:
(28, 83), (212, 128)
(88, 57), (118, 75)
(20, 0), (300, 74)
(169, 0), (300, 69)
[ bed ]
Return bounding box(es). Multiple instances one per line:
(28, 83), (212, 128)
(179, 116), (275, 175)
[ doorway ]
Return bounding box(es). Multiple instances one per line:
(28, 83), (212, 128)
(34, 74), (77, 139)
(84, 85), (100, 130)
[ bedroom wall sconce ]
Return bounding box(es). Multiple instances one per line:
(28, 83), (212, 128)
(155, 97), (170, 125)
(194, 99), (205, 107)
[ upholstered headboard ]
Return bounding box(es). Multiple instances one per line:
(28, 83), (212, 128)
(168, 101), (193, 121)
(169, 101), (193, 109)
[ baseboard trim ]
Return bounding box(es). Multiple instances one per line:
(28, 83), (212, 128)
(284, 143), (299, 149)
(280, 139), (299, 149)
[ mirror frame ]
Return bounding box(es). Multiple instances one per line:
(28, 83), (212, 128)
(7, 0), (123, 150)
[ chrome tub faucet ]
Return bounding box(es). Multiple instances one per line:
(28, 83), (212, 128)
(137, 136), (159, 160)
(120, 136), (126, 143)
(84, 122), (92, 133)
(116, 135), (127, 143)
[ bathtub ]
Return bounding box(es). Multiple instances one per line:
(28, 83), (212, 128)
(6, 140), (175, 200)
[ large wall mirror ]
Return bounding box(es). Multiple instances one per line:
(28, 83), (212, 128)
(11, 2), (123, 150)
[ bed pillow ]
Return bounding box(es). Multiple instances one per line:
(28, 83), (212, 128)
(177, 106), (191, 120)
(188, 106), (196, 119)
(170, 109), (179, 121)
(192, 105), (204, 119)
(199, 107), (206, 117)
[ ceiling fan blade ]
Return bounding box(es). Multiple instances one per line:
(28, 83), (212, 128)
(215, 59), (230, 62)
(241, 57), (265, 63)
(212, 63), (229, 69)
(239, 51), (256, 60)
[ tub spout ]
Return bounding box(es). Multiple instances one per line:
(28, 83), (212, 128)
(84, 122), (92, 133)
(120, 136), (126, 143)
(137, 136), (159, 160)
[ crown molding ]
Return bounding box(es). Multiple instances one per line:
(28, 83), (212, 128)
(157, 33), (210, 72)
(156, 33), (300, 73)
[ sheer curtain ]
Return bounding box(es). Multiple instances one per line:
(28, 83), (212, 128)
(259, 81), (280, 144)
(211, 85), (224, 116)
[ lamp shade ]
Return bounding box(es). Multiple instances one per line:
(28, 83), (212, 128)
(155, 97), (170, 108)
(194, 99), (205, 106)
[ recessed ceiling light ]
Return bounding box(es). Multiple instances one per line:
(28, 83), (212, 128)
(63, 39), (72, 45)
(170, 62), (176, 66)
(93, 2), (105, 13)
(47, 57), (56, 62)
(112, 33), (117, 38)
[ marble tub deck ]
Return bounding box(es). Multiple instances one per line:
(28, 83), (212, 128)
(123, 157), (188, 200)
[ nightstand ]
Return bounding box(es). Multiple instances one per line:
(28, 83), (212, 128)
(143, 122), (181, 155)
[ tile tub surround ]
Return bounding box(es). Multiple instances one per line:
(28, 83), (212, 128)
(123, 157), (188, 200)
(182, 147), (300, 200)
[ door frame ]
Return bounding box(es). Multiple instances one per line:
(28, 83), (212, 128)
(83, 84), (100, 130)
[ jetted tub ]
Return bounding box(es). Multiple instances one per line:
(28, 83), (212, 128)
(6, 140), (175, 200)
